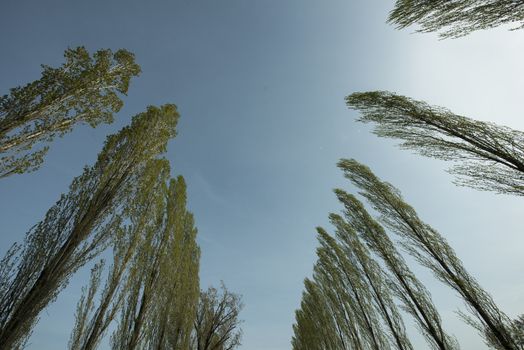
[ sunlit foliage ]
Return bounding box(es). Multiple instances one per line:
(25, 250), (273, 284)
(0, 46), (140, 177)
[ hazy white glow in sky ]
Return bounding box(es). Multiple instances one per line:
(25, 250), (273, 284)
(0, 1), (523, 349)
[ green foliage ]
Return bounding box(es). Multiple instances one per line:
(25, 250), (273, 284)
(346, 91), (524, 196)
(68, 159), (172, 350)
(0, 46), (141, 177)
(292, 185), (454, 350)
(110, 173), (200, 350)
(339, 158), (518, 350)
(388, 0), (524, 38)
(194, 283), (243, 350)
(0, 104), (179, 349)
(292, 279), (351, 350)
(293, 159), (520, 349)
(328, 213), (413, 350)
(316, 228), (390, 350)
(333, 189), (457, 350)
(69, 260), (106, 350)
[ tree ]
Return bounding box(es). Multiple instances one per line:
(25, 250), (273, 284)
(339, 158), (519, 350)
(334, 189), (456, 350)
(292, 278), (354, 350)
(346, 91), (524, 196)
(292, 190), (454, 350)
(388, 0), (524, 39)
(68, 159), (176, 350)
(194, 283), (243, 350)
(0, 46), (141, 178)
(69, 260), (107, 350)
(110, 175), (200, 350)
(327, 213), (414, 350)
(315, 229), (390, 350)
(146, 177), (200, 350)
(0, 104), (179, 349)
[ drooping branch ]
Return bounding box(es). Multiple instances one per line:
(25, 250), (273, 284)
(346, 91), (524, 195)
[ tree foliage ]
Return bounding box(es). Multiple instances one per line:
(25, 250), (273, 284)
(110, 174), (200, 350)
(292, 189), (455, 350)
(339, 159), (518, 350)
(346, 91), (524, 196)
(339, 190), (457, 350)
(293, 159), (522, 350)
(68, 159), (183, 350)
(0, 46), (140, 178)
(0, 104), (178, 349)
(388, 0), (524, 38)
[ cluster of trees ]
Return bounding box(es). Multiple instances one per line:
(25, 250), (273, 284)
(292, 2), (524, 350)
(0, 47), (242, 349)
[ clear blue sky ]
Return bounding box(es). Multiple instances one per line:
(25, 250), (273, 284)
(1, 1), (523, 349)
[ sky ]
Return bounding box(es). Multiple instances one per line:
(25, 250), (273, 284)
(0, 1), (523, 349)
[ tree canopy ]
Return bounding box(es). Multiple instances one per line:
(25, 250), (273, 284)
(346, 91), (524, 196)
(0, 104), (178, 349)
(388, 0), (524, 38)
(0, 46), (140, 178)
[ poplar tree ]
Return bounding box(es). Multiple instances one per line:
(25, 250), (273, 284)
(316, 229), (390, 350)
(346, 91), (524, 196)
(292, 279), (352, 350)
(334, 189), (457, 350)
(0, 46), (140, 178)
(292, 192), (452, 350)
(145, 176), (200, 350)
(194, 283), (243, 350)
(0, 104), (179, 349)
(110, 175), (200, 350)
(388, 0), (524, 38)
(68, 159), (172, 350)
(339, 158), (519, 350)
(328, 213), (413, 350)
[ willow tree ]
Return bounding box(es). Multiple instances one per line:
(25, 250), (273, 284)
(340, 159), (518, 350)
(0, 104), (179, 349)
(0, 46), (141, 178)
(388, 0), (524, 38)
(346, 91), (524, 196)
(110, 175), (200, 350)
(194, 283), (243, 350)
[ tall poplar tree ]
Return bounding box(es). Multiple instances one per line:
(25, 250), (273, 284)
(68, 159), (173, 350)
(110, 175), (200, 350)
(146, 177), (200, 350)
(0, 104), (179, 349)
(346, 91), (524, 196)
(292, 279), (352, 350)
(388, 0), (524, 38)
(316, 229), (390, 350)
(328, 213), (413, 350)
(339, 159), (519, 350)
(0, 46), (140, 178)
(334, 189), (457, 350)
(292, 192), (454, 350)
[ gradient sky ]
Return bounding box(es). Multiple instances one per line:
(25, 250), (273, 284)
(1, 1), (523, 349)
